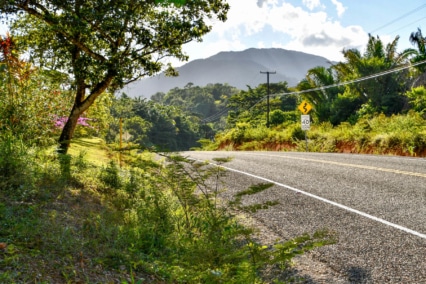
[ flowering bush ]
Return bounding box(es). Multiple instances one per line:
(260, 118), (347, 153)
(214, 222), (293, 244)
(1, 33), (73, 145)
(54, 116), (93, 129)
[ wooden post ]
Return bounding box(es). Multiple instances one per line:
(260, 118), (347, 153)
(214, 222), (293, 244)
(119, 117), (122, 167)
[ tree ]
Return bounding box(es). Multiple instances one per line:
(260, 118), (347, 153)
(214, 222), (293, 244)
(409, 28), (426, 72)
(297, 66), (343, 124)
(226, 82), (290, 128)
(0, 33), (73, 144)
(1, 0), (229, 153)
(408, 28), (426, 88)
(335, 35), (413, 116)
(131, 99), (201, 151)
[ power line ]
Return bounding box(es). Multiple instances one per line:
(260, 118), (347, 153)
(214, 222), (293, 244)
(200, 59), (426, 122)
(272, 59), (426, 98)
(369, 3), (426, 34)
(201, 107), (231, 123)
(389, 16), (426, 35)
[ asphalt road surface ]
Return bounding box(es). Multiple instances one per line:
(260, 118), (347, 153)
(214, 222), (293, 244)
(181, 151), (426, 283)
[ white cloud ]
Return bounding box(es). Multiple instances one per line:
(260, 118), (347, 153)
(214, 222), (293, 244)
(178, 0), (369, 64)
(208, 0), (270, 37)
(331, 0), (347, 17)
(266, 2), (367, 60)
(303, 0), (322, 10)
(257, 41), (266, 48)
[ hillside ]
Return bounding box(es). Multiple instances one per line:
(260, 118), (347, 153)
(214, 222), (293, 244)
(121, 48), (333, 98)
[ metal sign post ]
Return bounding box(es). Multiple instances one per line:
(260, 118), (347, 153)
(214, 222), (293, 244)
(301, 114), (310, 151)
(298, 100), (312, 152)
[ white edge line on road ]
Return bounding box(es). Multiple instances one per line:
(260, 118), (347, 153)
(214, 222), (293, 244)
(220, 164), (426, 240)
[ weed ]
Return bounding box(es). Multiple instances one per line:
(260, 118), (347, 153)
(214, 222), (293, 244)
(240, 200), (280, 213)
(0, 132), (30, 189)
(99, 160), (122, 190)
(211, 112), (426, 156)
(0, 137), (335, 283)
(236, 182), (274, 197)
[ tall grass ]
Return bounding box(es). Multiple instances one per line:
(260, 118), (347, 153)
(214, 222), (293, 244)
(211, 112), (426, 156)
(0, 138), (335, 283)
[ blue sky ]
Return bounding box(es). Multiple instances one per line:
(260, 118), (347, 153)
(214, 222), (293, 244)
(1, 1), (425, 65)
(175, 0), (426, 65)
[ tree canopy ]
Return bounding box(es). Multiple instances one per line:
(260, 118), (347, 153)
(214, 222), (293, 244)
(0, 0), (229, 153)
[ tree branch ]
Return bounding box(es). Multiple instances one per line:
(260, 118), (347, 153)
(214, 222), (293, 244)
(17, 2), (107, 62)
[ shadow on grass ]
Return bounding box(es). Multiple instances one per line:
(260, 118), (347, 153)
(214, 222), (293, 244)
(72, 138), (103, 148)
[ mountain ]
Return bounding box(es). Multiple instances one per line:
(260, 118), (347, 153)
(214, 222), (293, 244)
(121, 48), (333, 98)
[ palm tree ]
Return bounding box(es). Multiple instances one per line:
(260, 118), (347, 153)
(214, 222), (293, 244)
(335, 35), (412, 115)
(409, 28), (426, 86)
(410, 28), (426, 67)
(297, 66), (342, 123)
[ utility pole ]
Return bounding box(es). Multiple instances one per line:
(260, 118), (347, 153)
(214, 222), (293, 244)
(119, 117), (122, 167)
(260, 71), (276, 128)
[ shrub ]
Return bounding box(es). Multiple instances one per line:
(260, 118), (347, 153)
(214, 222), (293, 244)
(405, 86), (426, 114)
(288, 123), (305, 140)
(270, 109), (286, 125)
(99, 160), (122, 190)
(0, 132), (32, 190)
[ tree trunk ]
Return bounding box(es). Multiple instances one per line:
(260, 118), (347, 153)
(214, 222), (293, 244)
(57, 105), (82, 154)
(57, 70), (116, 154)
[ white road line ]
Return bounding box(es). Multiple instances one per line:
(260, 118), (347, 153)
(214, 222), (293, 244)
(220, 164), (426, 240)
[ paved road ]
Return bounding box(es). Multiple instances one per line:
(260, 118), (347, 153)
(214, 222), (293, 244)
(181, 151), (426, 283)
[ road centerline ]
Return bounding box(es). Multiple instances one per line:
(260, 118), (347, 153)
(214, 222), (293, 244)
(218, 163), (426, 240)
(249, 153), (426, 178)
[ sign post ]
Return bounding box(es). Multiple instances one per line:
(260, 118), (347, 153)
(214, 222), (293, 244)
(301, 114), (310, 131)
(301, 115), (310, 151)
(298, 101), (312, 152)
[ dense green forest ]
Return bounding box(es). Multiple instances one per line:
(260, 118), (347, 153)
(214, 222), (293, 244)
(106, 83), (239, 151)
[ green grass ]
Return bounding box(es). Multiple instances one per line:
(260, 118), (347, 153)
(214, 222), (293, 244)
(68, 137), (113, 166)
(212, 112), (426, 156)
(0, 137), (335, 283)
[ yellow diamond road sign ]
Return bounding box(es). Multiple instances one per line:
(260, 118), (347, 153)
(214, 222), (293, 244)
(298, 100), (312, 114)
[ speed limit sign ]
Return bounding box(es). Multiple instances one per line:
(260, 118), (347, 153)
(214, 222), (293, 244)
(301, 115), (310, 130)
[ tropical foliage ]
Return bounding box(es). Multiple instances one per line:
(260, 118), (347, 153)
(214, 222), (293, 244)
(107, 83), (236, 151)
(207, 32), (426, 154)
(1, 0), (229, 153)
(0, 33), (73, 145)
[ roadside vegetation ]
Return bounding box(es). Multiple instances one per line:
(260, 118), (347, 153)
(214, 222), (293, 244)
(0, 136), (336, 283)
(198, 34), (426, 156)
(207, 111), (426, 156)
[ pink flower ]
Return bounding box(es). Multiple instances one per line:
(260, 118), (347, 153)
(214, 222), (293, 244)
(53, 116), (93, 129)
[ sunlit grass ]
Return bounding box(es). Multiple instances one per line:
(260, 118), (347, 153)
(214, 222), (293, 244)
(0, 136), (336, 283)
(213, 112), (426, 156)
(68, 137), (113, 166)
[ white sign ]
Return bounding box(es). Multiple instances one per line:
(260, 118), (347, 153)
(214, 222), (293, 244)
(301, 115), (310, 130)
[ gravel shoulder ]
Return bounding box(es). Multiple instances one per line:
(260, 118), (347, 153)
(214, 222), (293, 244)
(222, 173), (351, 283)
(235, 211), (349, 283)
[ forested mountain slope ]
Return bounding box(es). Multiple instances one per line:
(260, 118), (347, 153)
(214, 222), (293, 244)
(122, 48), (332, 98)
